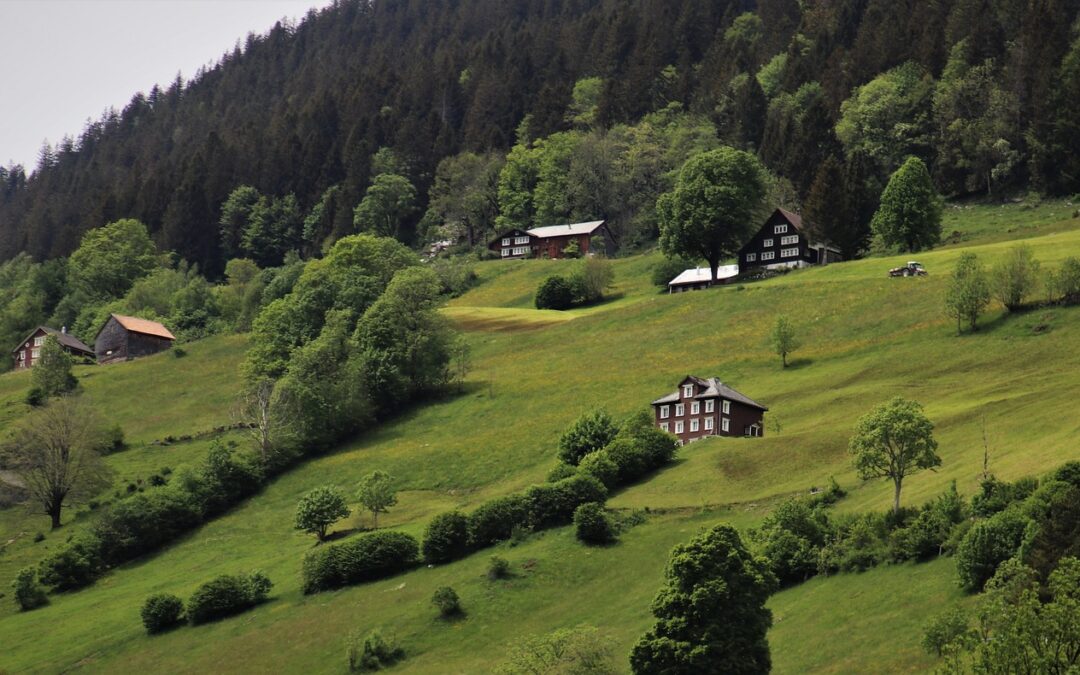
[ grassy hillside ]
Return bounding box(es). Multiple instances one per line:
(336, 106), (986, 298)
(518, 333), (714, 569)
(1, 206), (1079, 673)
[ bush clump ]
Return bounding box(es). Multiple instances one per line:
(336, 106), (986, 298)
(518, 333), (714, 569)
(421, 511), (470, 564)
(574, 502), (616, 545)
(558, 409), (618, 465)
(534, 276), (574, 310)
(955, 506), (1030, 591)
(302, 531), (419, 594)
(889, 482), (968, 562)
(11, 567), (48, 611)
(523, 474), (608, 531)
(750, 498), (832, 585)
(141, 593), (185, 634)
(466, 494), (530, 549)
(432, 586), (462, 618)
(971, 475), (1038, 517)
(37, 534), (104, 591)
(93, 488), (204, 566)
(487, 555), (510, 580)
(187, 570), (272, 625)
(347, 629), (405, 672)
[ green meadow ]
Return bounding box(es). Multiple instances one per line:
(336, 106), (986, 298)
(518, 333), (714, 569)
(1, 204), (1079, 673)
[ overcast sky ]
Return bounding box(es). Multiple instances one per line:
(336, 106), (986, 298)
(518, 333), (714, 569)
(0, 0), (332, 170)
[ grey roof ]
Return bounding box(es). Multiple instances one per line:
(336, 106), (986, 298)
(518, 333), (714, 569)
(650, 375), (768, 411)
(668, 265), (739, 287)
(11, 326), (94, 355)
(526, 220), (606, 239)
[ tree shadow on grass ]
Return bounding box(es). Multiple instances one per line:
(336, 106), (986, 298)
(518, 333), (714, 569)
(784, 358), (814, 370)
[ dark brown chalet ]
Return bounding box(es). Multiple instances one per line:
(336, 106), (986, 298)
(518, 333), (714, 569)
(10, 326), (94, 370)
(488, 220), (612, 259)
(651, 376), (768, 445)
(738, 208), (842, 271)
(94, 314), (176, 364)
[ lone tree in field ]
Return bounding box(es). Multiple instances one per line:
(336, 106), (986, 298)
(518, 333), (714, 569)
(8, 397), (108, 529)
(944, 252), (991, 333)
(992, 245), (1041, 312)
(294, 486), (350, 541)
(30, 336), (78, 402)
(870, 157), (942, 252)
(769, 314), (801, 367)
(657, 147), (766, 282)
(849, 397), (941, 515)
(356, 470), (398, 528)
(630, 524), (776, 674)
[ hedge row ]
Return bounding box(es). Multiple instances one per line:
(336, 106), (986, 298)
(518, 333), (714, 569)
(302, 531), (420, 594)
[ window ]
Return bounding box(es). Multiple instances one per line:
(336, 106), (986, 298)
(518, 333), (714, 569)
(722, 400), (731, 414)
(33, 336), (45, 346)
(502, 238), (511, 246)
(691, 401), (700, 415)
(512, 246), (529, 255)
(690, 419), (699, 432)
(683, 384), (693, 398)
(675, 403), (685, 417)
(660, 422), (669, 432)
(704, 417), (714, 431)
(31, 349), (40, 359)
(660, 405), (670, 419)
(674, 421), (684, 434)
(501, 249), (510, 257)
(17, 351), (25, 361)
(514, 236), (529, 245)
(763, 238), (774, 247)
(705, 399), (715, 413)
(746, 253), (757, 262)
(781, 235), (799, 245)
(775, 224), (788, 234)
(761, 251), (775, 261)
(721, 418), (730, 432)
(781, 247), (800, 258)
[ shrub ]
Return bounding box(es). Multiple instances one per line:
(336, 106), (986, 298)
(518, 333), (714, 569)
(301, 530), (419, 594)
(141, 593), (185, 634)
(574, 502), (616, 545)
(569, 257), (614, 304)
(921, 607), (971, 657)
(466, 494), (529, 548)
(97, 424), (126, 454)
(172, 347), (188, 358)
(545, 462), (577, 482)
(93, 488), (203, 566)
(1056, 257), (1080, 304)
(558, 409), (618, 465)
(809, 476), (847, 507)
(1019, 482), (1080, 581)
(992, 245), (1040, 311)
(955, 506), (1030, 591)
(603, 438), (651, 484)
(578, 451), (619, 489)
(294, 485), (351, 541)
(347, 629), (405, 672)
(971, 475), (1037, 517)
(818, 512), (889, 574)
(890, 508), (954, 561)
(193, 440), (264, 517)
(525, 474), (609, 530)
(651, 257), (693, 288)
(487, 555), (510, 580)
(432, 586), (462, 618)
(534, 275), (574, 310)
(12, 567), (48, 611)
(25, 387), (45, 407)
(187, 571), (272, 624)
(1051, 461), (1080, 489)
(38, 534), (104, 591)
(421, 511), (470, 564)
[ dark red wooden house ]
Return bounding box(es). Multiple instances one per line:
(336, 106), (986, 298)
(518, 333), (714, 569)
(651, 375), (768, 445)
(10, 326), (94, 370)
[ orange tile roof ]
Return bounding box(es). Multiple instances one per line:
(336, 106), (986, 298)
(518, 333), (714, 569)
(111, 314), (176, 340)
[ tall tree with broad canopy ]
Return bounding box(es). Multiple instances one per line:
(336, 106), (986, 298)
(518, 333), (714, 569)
(30, 335), (78, 400)
(67, 219), (158, 300)
(871, 157), (943, 252)
(657, 147), (766, 282)
(630, 524), (776, 674)
(848, 397), (941, 514)
(353, 174), (418, 240)
(294, 485), (350, 541)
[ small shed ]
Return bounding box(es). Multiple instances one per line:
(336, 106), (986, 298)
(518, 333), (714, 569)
(668, 265), (740, 293)
(94, 314), (176, 364)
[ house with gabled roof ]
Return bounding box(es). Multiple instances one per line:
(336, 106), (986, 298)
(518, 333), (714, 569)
(488, 220), (613, 259)
(667, 265), (740, 293)
(651, 375), (768, 444)
(10, 326), (94, 370)
(94, 314), (176, 364)
(738, 208), (842, 271)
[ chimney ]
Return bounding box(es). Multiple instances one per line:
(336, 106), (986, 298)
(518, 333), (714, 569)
(61, 326), (67, 334)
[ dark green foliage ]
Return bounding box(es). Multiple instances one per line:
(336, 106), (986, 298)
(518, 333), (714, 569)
(921, 607), (971, 657)
(573, 502), (616, 545)
(651, 257), (694, 287)
(1051, 462), (1080, 490)
(347, 629), (405, 672)
(30, 336), (78, 400)
(301, 531), (419, 594)
(187, 570), (272, 624)
(11, 567), (48, 611)
(25, 387), (45, 407)
(534, 276), (574, 310)
(421, 511), (470, 564)
(37, 534), (104, 591)
(487, 556), (510, 580)
(294, 485), (350, 541)
(545, 462), (577, 483)
(972, 475), (1038, 517)
(558, 409), (618, 465)
(194, 440), (263, 517)
(432, 586), (462, 618)
(141, 593), (185, 634)
(97, 424), (126, 454)
(1020, 482), (1080, 582)
(578, 452), (619, 489)
(955, 506), (1030, 591)
(523, 474), (608, 530)
(870, 157), (943, 252)
(890, 481), (968, 561)
(93, 488), (204, 567)
(751, 499), (832, 585)
(630, 524), (776, 674)
(818, 513), (891, 575)
(466, 494), (530, 549)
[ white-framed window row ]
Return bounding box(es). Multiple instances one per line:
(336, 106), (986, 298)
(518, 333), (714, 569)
(721, 417), (730, 432)
(690, 401), (700, 415)
(660, 405), (670, 419)
(512, 246), (529, 256)
(660, 422), (669, 432)
(690, 419), (699, 432)
(761, 251), (776, 261)
(746, 252), (757, 262)
(675, 403), (685, 417)
(514, 236), (530, 245)
(674, 420), (684, 434)
(722, 400), (731, 414)
(774, 224), (788, 234)
(763, 238), (774, 248)
(781, 247), (800, 258)
(682, 384), (694, 398)
(33, 336), (45, 346)
(502, 238), (511, 246)
(705, 399), (714, 413)
(780, 235), (799, 245)
(704, 416), (714, 431)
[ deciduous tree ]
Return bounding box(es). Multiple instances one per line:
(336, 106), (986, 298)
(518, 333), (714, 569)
(944, 252), (991, 333)
(871, 157), (943, 252)
(294, 485), (350, 541)
(356, 470), (397, 529)
(769, 314), (801, 368)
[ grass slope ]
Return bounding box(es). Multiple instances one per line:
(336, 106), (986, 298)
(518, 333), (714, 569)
(1, 205), (1079, 673)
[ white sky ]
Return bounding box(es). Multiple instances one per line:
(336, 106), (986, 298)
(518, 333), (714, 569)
(0, 0), (332, 170)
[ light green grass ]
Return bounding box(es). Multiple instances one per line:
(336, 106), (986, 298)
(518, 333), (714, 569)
(2, 205), (1080, 673)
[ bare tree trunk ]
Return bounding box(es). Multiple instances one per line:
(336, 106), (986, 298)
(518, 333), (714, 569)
(893, 478), (903, 515)
(49, 507), (62, 530)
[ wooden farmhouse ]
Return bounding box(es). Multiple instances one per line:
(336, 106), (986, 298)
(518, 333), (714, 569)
(488, 220), (613, 259)
(738, 208), (842, 271)
(94, 314), (176, 364)
(667, 264), (740, 293)
(651, 375), (768, 445)
(10, 326), (94, 370)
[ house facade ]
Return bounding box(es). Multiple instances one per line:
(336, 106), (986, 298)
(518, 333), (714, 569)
(650, 375), (767, 445)
(738, 208), (843, 271)
(94, 314), (176, 364)
(488, 220), (611, 259)
(10, 327), (95, 370)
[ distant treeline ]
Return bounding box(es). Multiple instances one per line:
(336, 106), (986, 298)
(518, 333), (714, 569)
(2, 0), (1079, 274)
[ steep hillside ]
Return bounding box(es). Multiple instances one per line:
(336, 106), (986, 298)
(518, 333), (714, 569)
(1, 206), (1078, 672)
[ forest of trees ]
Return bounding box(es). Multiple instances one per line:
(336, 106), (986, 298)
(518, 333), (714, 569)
(2, 0), (1080, 277)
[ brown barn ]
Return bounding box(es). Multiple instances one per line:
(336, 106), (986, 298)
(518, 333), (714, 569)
(94, 314), (176, 364)
(10, 326), (94, 370)
(488, 220), (613, 259)
(651, 375), (767, 445)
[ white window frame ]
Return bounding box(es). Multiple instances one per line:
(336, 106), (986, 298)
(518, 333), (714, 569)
(690, 418), (699, 432)
(660, 422), (669, 432)
(674, 420), (684, 434)
(775, 224), (788, 234)
(763, 238), (774, 248)
(761, 251), (775, 261)
(704, 416), (714, 431)
(690, 401), (700, 415)
(781, 247), (800, 258)
(660, 405), (670, 419)
(722, 400), (731, 414)
(501, 249), (510, 257)
(675, 403), (685, 417)
(781, 235), (799, 245)
(705, 399), (715, 413)
(512, 246), (529, 256)
(31, 348), (40, 359)
(682, 384), (693, 398)
(721, 418), (730, 432)
(33, 336), (45, 346)
(746, 253), (757, 262)
(514, 236), (530, 245)
(502, 238), (511, 246)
